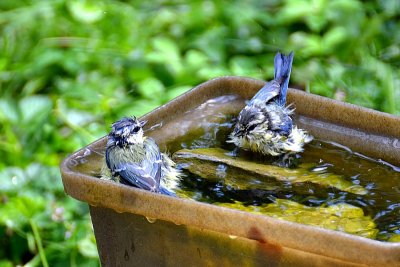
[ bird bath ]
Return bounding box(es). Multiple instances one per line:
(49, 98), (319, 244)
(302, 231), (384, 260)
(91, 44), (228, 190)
(60, 77), (400, 266)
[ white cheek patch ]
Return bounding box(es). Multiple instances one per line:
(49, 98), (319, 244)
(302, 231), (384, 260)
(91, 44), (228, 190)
(126, 135), (135, 144)
(126, 130), (144, 144)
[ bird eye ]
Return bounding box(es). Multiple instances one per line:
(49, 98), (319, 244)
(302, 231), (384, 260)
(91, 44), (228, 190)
(247, 124), (257, 132)
(132, 126), (141, 132)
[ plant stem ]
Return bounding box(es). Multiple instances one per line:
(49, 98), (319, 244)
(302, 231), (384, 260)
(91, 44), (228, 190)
(30, 219), (49, 267)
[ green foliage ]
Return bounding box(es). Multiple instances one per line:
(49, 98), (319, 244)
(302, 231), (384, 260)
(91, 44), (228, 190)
(0, 0), (399, 265)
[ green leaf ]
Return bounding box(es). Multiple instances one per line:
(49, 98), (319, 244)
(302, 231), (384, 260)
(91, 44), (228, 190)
(0, 99), (19, 123)
(146, 37), (182, 74)
(290, 32), (323, 56)
(67, 1), (105, 24)
(19, 95), (52, 125)
(323, 27), (347, 51)
(117, 99), (161, 118)
(78, 236), (99, 258)
(64, 108), (96, 127)
(277, 0), (311, 23)
(229, 56), (260, 77)
(0, 260), (13, 267)
(306, 14), (327, 32)
(137, 78), (165, 100)
(0, 194), (46, 228)
(0, 166), (27, 192)
(0, 58), (8, 71)
(22, 77), (46, 96)
(184, 50), (209, 69)
(152, 37), (180, 59)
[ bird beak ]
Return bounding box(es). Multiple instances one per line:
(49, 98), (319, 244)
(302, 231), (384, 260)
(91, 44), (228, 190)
(140, 120), (147, 127)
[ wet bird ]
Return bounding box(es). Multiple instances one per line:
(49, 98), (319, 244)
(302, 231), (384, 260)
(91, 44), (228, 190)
(228, 52), (313, 160)
(101, 117), (181, 196)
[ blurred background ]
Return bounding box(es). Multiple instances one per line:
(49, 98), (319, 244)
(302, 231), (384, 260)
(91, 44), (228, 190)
(0, 0), (399, 266)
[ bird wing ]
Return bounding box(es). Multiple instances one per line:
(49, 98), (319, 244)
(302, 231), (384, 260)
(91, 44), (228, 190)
(268, 111), (293, 136)
(249, 80), (281, 105)
(106, 141), (162, 192)
(115, 161), (160, 192)
(143, 138), (162, 186)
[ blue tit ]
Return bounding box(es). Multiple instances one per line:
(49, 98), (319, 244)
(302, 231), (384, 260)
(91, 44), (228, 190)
(101, 117), (181, 196)
(228, 52), (313, 157)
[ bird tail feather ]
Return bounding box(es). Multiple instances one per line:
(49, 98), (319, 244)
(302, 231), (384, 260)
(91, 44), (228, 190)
(274, 51), (294, 106)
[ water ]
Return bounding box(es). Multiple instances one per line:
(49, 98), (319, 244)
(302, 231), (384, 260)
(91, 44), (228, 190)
(68, 95), (400, 242)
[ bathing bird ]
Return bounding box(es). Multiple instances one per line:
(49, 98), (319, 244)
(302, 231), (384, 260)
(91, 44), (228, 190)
(101, 117), (181, 196)
(228, 52), (313, 160)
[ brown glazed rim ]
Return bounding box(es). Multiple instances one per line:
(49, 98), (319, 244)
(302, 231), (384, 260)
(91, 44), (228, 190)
(60, 76), (400, 266)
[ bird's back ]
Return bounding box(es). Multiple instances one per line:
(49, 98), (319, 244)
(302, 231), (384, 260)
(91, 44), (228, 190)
(264, 103), (293, 136)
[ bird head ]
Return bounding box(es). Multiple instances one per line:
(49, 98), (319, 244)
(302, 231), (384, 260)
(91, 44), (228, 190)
(230, 104), (267, 141)
(109, 117), (147, 147)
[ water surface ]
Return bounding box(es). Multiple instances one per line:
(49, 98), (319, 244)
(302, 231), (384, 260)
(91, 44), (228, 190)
(69, 95), (400, 241)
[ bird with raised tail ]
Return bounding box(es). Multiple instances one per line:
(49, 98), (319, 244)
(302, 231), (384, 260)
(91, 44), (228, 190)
(228, 52), (313, 161)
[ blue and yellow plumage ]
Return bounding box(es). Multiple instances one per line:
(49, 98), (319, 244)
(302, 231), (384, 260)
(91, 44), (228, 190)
(228, 52), (313, 158)
(101, 117), (181, 196)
